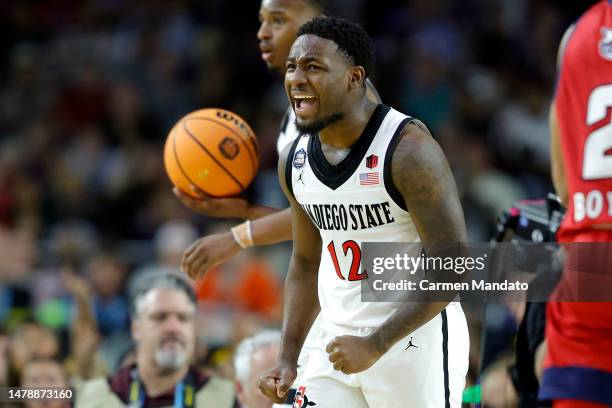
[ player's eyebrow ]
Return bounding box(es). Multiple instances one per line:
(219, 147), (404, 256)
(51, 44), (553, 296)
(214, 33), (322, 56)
(259, 10), (289, 20)
(264, 10), (290, 17)
(289, 55), (323, 63)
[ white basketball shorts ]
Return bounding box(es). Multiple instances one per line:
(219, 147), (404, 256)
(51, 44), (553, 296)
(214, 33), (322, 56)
(290, 303), (469, 408)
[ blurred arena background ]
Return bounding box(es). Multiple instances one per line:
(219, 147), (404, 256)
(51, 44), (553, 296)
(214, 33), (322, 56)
(0, 0), (602, 406)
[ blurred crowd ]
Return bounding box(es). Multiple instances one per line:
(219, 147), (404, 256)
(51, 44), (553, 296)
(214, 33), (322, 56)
(0, 0), (599, 406)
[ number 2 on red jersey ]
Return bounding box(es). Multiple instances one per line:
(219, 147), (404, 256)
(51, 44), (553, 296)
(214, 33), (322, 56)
(583, 84), (612, 180)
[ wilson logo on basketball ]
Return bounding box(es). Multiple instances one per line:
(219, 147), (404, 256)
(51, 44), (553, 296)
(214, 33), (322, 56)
(216, 110), (252, 139)
(219, 137), (240, 159)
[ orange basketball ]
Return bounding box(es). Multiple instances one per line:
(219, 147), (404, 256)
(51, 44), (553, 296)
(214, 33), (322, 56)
(164, 108), (259, 197)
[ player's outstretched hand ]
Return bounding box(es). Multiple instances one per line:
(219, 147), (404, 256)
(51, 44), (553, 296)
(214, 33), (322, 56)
(257, 362), (297, 403)
(181, 231), (240, 280)
(326, 335), (383, 374)
(173, 185), (251, 219)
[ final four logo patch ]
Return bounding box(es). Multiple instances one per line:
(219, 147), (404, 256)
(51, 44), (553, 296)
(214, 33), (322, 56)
(293, 148), (306, 169)
(599, 27), (612, 61)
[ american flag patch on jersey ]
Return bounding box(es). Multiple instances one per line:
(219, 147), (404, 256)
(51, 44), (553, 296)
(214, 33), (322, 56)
(359, 172), (380, 185)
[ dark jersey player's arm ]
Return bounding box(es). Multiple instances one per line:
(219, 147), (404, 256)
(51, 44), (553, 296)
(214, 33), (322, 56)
(276, 142), (322, 366)
(368, 120), (468, 355)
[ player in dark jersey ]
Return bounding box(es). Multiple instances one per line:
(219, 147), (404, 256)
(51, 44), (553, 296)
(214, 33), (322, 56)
(175, 0), (323, 278)
(175, 0), (380, 279)
(542, 1), (612, 406)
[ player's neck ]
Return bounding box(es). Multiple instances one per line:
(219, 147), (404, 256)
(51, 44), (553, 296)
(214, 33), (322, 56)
(319, 99), (378, 149)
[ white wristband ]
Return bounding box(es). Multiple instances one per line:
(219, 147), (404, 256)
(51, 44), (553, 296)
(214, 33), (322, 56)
(230, 221), (255, 249)
(231, 226), (247, 249)
(245, 220), (254, 246)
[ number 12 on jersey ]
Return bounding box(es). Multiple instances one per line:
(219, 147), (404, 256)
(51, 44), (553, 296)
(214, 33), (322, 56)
(327, 240), (368, 281)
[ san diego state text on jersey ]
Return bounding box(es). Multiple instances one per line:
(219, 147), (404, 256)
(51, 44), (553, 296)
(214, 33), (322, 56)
(300, 202), (395, 231)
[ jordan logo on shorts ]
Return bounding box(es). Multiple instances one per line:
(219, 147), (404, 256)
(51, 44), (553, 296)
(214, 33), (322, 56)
(293, 385), (317, 407)
(405, 337), (418, 350)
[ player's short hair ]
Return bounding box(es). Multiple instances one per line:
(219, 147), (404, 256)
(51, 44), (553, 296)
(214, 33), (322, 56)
(130, 272), (196, 318)
(297, 16), (375, 78)
(234, 330), (281, 384)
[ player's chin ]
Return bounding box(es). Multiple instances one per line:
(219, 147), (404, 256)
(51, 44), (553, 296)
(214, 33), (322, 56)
(265, 60), (281, 72)
(295, 113), (316, 123)
(294, 117), (318, 134)
(263, 56), (282, 72)
(294, 106), (320, 122)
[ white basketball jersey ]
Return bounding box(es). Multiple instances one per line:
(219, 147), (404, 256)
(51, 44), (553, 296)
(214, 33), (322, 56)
(286, 105), (420, 328)
(277, 107), (299, 155)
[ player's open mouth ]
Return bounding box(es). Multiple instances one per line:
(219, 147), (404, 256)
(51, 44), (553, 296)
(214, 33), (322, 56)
(260, 45), (273, 62)
(261, 51), (273, 62)
(293, 95), (317, 116)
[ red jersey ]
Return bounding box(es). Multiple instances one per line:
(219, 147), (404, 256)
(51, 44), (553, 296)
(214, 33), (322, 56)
(555, 0), (612, 243)
(541, 3), (612, 406)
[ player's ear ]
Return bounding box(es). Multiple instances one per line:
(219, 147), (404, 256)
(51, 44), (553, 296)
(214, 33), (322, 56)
(347, 66), (366, 90)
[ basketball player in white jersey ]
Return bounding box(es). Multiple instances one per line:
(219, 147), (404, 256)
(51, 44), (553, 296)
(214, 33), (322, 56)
(258, 17), (469, 407)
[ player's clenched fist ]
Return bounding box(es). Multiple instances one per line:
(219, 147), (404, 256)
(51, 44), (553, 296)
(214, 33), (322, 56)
(257, 363), (297, 403)
(326, 335), (383, 374)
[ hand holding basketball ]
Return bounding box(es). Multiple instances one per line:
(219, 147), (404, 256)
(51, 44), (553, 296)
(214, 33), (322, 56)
(172, 185), (251, 220)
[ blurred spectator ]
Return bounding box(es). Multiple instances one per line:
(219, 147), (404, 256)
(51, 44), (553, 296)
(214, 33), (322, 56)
(0, 330), (8, 386)
(75, 273), (236, 407)
(129, 219), (199, 313)
(62, 269), (106, 381)
(20, 357), (70, 408)
(234, 330), (282, 408)
(87, 254), (129, 337)
(132, 220), (198, 279)
(7, 322), (59, 386)
(154, 221), (199, 272)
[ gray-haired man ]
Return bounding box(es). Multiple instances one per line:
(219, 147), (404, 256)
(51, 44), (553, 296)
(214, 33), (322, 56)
(235, 330), (290, 408)
(76, 273), (237, 407)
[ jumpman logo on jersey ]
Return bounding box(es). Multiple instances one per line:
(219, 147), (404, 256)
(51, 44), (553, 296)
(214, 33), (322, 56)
(405, 337), (418, 350)
(297, 171), (305, 185)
